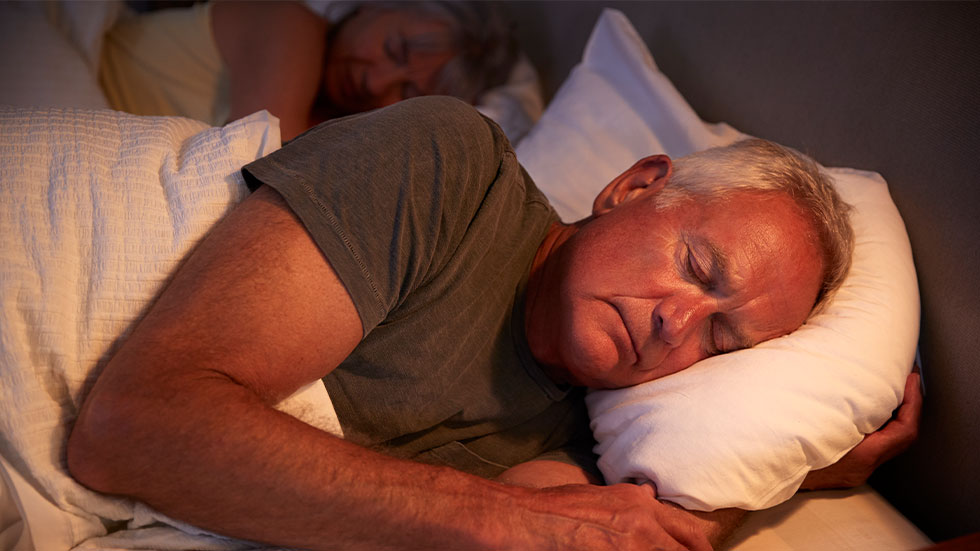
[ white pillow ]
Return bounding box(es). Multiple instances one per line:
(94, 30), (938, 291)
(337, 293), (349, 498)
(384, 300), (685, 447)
(516, 9), (919, 511)
(475, 54), (544, 145)
(0, 107), (339, 550)
(37, 0), (123, 76)
(0, 3), (112, 110)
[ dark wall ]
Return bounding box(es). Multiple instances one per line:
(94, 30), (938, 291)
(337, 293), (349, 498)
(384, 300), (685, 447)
(501, 1), (980, 542)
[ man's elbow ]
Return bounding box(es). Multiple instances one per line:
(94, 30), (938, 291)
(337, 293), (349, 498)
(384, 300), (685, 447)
(66, 392), (141, 495)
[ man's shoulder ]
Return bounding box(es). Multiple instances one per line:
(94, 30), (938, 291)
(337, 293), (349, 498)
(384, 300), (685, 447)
(381, 96), (493, 135)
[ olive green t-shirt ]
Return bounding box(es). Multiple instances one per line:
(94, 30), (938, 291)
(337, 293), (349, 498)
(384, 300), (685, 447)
(242, 97), (596, 478)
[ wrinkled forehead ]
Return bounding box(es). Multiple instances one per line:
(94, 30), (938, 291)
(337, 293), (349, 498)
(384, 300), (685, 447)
(698, 191), (821, 248)
(699, 193), (825, 321)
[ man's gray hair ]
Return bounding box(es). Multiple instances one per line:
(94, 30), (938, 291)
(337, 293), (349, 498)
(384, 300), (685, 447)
(664, 138), (854, 313)
(343, 1), (518, 103)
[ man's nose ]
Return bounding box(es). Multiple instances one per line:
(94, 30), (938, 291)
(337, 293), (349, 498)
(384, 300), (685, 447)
(656, 295), (712, 347)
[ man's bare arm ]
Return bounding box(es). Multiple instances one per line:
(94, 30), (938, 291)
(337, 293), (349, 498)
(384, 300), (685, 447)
(67, 186), (712, 551)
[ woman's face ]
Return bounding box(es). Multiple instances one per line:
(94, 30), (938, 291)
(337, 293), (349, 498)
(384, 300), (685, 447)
(323, 9), (457, 115)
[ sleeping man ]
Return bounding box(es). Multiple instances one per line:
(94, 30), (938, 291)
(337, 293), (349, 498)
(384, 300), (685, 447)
(67, 96), (919, 551)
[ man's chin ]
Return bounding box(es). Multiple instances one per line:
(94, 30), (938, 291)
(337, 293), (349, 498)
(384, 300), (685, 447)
(563, 361), (626, 390)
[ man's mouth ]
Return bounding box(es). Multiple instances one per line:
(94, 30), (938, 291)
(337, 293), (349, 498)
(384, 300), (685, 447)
(610, 301), (641, 365)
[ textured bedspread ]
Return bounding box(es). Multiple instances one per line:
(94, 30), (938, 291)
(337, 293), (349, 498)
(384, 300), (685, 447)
(0, 106), (339, 550)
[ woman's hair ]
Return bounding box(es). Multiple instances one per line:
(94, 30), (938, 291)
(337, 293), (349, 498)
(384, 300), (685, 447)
(421, 1), (519, 102)
(665, 138), (855, 314)
(338, 1), (519, 103)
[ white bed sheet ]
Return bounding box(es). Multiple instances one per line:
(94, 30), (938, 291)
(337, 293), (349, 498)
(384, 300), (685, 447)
(727, 486), (931, 551)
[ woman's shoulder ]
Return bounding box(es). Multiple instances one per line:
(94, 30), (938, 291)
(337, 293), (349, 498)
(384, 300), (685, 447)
(212, 1), (328, 56)
(212, 1), (329, 140)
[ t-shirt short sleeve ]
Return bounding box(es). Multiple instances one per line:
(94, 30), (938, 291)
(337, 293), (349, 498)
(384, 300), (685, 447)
(242, 96), (510, 335)
(240, 96), (587, 479)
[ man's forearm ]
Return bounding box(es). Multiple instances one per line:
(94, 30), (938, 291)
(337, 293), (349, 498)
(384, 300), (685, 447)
(69, 370), (722, 551)
(69, 371), (532, 550)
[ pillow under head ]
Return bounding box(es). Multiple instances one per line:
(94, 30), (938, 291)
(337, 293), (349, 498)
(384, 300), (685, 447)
(515, 9), (918, 511)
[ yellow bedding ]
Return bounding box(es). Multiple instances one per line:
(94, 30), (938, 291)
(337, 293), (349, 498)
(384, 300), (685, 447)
(99, 2), (231, 127)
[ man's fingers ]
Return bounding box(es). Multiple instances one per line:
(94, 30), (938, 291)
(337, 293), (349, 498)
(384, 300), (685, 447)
(864, 371), (922, 463)
(886, 371), (922, 437)
(639, 479), (659, 499)
(898, 371), (923, 422)
(593, 484), (703, 551)
(892, 371), (922, 443)
(652, 501), (714, 551)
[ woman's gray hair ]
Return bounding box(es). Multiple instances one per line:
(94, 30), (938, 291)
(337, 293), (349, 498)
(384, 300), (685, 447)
(663, 138), (854, 314)
(338, 1), (519, 103)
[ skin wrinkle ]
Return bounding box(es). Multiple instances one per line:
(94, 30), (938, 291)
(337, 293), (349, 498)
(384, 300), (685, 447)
(742, 206), (823, 333)
(697, 194), (821, 339)
(527, 180), (823, 389)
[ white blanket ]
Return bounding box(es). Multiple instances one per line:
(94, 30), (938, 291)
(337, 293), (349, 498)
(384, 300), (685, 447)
(0, 106), (341, 550)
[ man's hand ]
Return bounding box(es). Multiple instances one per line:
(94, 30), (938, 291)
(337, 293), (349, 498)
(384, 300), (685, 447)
(801, 369), (922, 490)
(519, 482), (713, 551)
(499, 460), (738, 550)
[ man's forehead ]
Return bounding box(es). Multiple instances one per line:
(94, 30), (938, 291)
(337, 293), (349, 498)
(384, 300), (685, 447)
(694, 192), (814, 247)
(686, 194), (822, 342)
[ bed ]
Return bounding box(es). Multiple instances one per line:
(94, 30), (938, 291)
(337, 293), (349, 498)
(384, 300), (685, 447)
(1, 1), (978, 549)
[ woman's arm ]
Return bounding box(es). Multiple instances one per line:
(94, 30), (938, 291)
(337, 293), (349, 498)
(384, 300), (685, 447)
(211, 1), (327, 140)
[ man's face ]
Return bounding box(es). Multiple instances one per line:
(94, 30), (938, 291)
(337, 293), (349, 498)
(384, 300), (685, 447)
(530, 184), (824, 390)
(323, 9), (457, 116)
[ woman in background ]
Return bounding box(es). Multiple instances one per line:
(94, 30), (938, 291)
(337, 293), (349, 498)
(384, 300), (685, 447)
(100, 1), (518, 140)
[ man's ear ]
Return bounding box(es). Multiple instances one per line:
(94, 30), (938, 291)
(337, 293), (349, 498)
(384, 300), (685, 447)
(592, 155), (673, 216)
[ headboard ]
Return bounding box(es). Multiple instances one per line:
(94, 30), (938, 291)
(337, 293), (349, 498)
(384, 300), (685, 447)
(501, 1), (980, 542)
